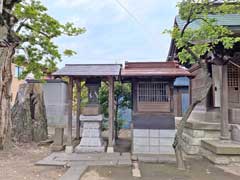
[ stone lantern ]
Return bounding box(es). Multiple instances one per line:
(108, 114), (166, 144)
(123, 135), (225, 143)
(75, 78), (106, 153)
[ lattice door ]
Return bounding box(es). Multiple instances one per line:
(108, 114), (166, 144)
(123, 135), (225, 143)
(228, 63), (240, 104)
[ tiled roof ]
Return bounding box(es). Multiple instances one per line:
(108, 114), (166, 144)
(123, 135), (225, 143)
(176, 14), (240, 32)
(121, 61), (192, 77)
(52, 64), (121, 76)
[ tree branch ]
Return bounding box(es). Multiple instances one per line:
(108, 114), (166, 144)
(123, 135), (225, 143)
(15, 19), (27, 33)
(21, 23), (51, 38)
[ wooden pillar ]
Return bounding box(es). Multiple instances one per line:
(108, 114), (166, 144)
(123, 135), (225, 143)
(132, 80), (138, 113)
(189, 78), (192, 105)
(220, 64), (230, 140)
(67, 77), (73, 147)
(76, 79), (81, 140)
(169, 81), (174, 113)
(108, 76), (114, 151)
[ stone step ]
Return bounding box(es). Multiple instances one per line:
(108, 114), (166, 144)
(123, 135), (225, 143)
(231, 124), (240, 142)
(201, 140), (240, 155)
(185, 121), (221, 130)
(134, 154), (176, 163)
(200, 147), (240, 165)
(188, 110), (221, 122)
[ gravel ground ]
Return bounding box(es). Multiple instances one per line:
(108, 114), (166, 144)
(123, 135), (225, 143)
(0, 143), (67, 180)
(81, 158), (240, 180)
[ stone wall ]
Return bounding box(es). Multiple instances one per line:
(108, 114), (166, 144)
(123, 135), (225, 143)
(132, 129), (176, 154)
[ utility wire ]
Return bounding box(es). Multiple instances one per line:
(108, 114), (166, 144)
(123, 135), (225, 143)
(114, 0), (143, 27)
(113, 0), (161, 46)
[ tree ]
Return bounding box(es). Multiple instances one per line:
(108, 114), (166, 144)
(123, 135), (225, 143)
(99, 82), (131, 137)
(167, 0), (240, 170)
(0, 0), (85, 149)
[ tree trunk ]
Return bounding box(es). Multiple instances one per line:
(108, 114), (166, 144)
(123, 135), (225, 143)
(0, 46), (14, 149)
(11, 83), (48, 143)
(173, 62), (212, 170)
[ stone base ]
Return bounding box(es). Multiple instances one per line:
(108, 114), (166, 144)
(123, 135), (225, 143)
(132, 129), (176, 155)
(82, 105), (100, 116)
(231, 124), (240, 143)
(201, 140), (240, 155)
(65, 146), (74, 153)
(75, 145), (106, 153)
(182, 121), (221, 155)
(200, 140), (240, 165)
(75, 114), (106, 153)
(107, 146), (114, 153)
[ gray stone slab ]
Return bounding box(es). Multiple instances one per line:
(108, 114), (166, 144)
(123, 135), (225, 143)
(60, 165), (88, 180)
(133, 129), (149, 137)
(56, 152), (122, 161)
(54, 128), (64, 145)
(82, 129), (101, 137)
(86, 160), (118, 166)
(117, 159), (132, 166)
(133, 145), (149, 153)
(149, 146), (160, 154)
(159, 145), (175, 154)
(134, 137), (149, 146)
(159, 130), (176, 138)
(75, 146), (105, 153)
(149, 130), (159, 138)
(159, 137), (174, 146)
(135, 154), (176, 163)
(202, 140), (240, 155)
(35, 159), (67, 167)
(150, 138), (159, 146)
(83, 122), (100, 129)
(80, 114), (103, 122)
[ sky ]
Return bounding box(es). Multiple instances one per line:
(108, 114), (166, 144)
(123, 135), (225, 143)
(41, 0), (180, 68)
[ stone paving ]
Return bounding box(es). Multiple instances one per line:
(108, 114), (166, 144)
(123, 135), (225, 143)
(36, 152), (132, 180)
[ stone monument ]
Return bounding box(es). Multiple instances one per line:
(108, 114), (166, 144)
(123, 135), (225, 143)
(75, 79), (106, 153)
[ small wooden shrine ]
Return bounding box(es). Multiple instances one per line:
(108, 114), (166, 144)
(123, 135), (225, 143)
(53, 64), (121, 153)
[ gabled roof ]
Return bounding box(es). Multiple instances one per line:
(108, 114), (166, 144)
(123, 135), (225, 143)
(121, 61), (192, 77)
(176, 14), (240, 32)
(52, 64), (121, 77)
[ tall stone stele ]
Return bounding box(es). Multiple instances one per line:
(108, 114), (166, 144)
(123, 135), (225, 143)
(75, 79), (106, 153)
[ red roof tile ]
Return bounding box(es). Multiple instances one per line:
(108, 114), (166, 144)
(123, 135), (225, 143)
(121, 61), (192, 77)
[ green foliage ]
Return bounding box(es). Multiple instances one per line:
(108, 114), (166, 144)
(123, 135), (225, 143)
(167, 0), (240, 64)
(99, 82), (131, 130)
(13, 0), (86, 79)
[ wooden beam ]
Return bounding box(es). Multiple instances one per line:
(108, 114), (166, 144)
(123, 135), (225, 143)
(108, 76), (114, 147)
(169, 81), (174, 113)
(76, 79), (81, 140)
(67, 77), (73, 146)
(220, 64), (230, 140)
(132, 80), (138, 113)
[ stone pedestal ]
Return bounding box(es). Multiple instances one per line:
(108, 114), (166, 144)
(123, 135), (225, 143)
(75, 115), (106, 153)
(51, 128), (64, 152)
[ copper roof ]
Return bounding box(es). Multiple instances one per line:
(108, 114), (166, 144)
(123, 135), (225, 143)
(53, 64), (121, 77)
(121, 61), (192, 77)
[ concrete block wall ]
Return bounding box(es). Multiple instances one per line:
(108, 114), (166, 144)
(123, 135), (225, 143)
(132, 129), (176, 154)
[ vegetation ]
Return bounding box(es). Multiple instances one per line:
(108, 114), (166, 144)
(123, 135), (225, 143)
(167, 0), (240, 170)
(0, 0), (85, 149)
(99, 82), (131, 136)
